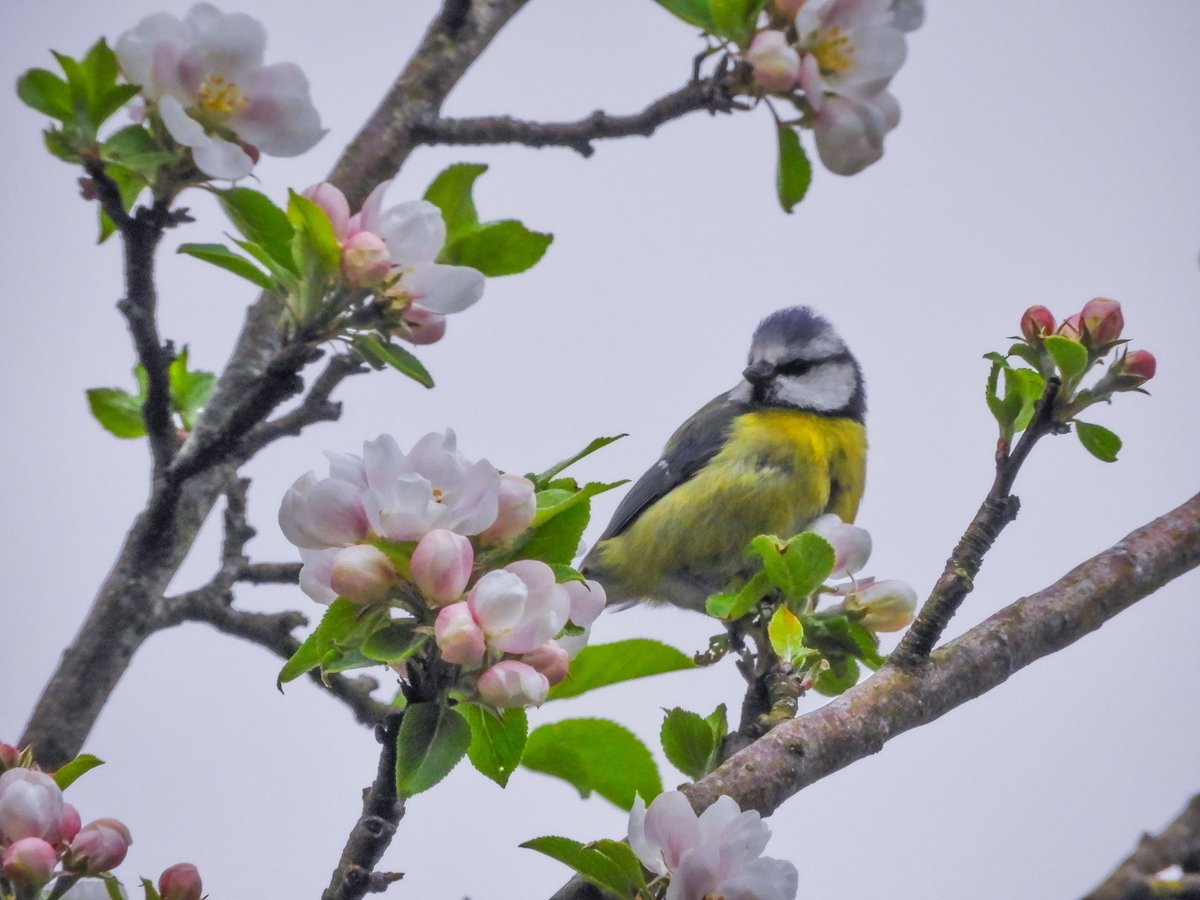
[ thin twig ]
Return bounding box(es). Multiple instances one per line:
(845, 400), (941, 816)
(413, 75), (742, 158)
(1085, 794), (1200, 900)
(323, 715), (407, 900)
(241, 353), (365, 457)
(238, 562), (303, 585)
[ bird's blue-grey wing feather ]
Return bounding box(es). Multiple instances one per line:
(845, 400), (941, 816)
(596, 391), (748, 542)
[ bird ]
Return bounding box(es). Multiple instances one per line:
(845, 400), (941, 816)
(582, 306), (867, 611)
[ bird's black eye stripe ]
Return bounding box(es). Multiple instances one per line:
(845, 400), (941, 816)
(777, 359), (814, 376)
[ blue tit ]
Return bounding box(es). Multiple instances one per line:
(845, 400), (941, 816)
(582, 306), (867, 611)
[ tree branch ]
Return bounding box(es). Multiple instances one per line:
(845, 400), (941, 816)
(322, 716), (407, 900)
(412, 74), (741, 158)
(240, 353), (365, 457)
(237, 562), (303, 585)
(1085, 794), (1200, 900)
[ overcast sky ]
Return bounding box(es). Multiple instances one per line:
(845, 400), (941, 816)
(2, 2), (1199, 898)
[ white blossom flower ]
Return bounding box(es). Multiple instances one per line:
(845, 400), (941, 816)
(115, 3), (324, 179)
(794, 0), (907, 108)
(468, 560), (571, 655)
(811, 90), (900, 175)
(0, 768), (63, 845)
(629, 792), (798, 900)
(477, 659), (550, 708)
(805, 513), (872, 577)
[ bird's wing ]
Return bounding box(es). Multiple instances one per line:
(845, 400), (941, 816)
(596, 390), (747, 542)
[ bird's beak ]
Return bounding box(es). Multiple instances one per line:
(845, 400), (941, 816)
(742, 360), (773, 386)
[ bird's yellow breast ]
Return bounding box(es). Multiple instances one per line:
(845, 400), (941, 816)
(596, 409), (867, 603)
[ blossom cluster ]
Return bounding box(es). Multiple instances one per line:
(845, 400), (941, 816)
(628, 791), (798, 900)
(303, 182), (486, 346)
(1020, 297), (1156, 391)
(115, 3), (324, 180)
(0, 748), (201, 900)
(280, 431), (603, 708)
(806, 514), (918, 632)
(743, 0), (922, 174)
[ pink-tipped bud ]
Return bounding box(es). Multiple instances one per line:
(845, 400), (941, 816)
(1099, 348), (1157, 392)
(0, 767), (64, 844)
(1057, 313), (1083, 341)
(806, 514), (872, 577)
(67, 818), (132, 874)
(745, 30), (802, 93)
(329, 545), (397, 605)
(0, 744), (21, 771)
(394, 305), (447, 346)
(477, 660), (550, 709)
(341, 231), (393, 288)
(302, 183), (351, 238)
(60, 803), (81, 844)
(1020, 305), (1056, 343)
(479, 474), (537, 545)
(563, 579), (606, 628)
(522, 641), (570, 687)
(1121, 349), (1156, 382)
(848, 580), (918, 632)
(434, 602), (486, 667)
(411, 529), (474, 606)
(1080, 297), (1124, 346)
(2, 837), (58, 889)
(158, 863), (203, 900)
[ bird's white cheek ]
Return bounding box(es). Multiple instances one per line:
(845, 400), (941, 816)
(774, 363), (856, 411)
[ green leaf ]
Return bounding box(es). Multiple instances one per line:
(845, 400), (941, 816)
(814, 655), (860, 696)
(361, 622), (427, 663)
(459, 702), (528, 788)
(394, 702), (471, 796)
(768, 606), (806, 663)
(749, 532), (834, 601)
(660, 708), (716, 780)
(547, 639), (695, 701)
(92, 83), (141, 128)
(102, 125), (173, 176)
(650, 0), (718, 30)
(515, 500), (590, 567)
(216, 188), (296, 272)
(1075, 421), (1122, 462)
(79, 39), (119, 122)
(101, 874), (126, 900)
(775, 124), (812, 214)
(441, 219), (553, 277)
(523, 718), (661, 810)
(17, 68), (72, 120)
(277, 599), (358, 686)
(1043, 335), (1089, 381)
(707, 569), (771, 620)
(177, 243), (275, 291)
(1006, 367), (1046, 433)
(86, 387), (146, 439)
(532, 435), (627, 486)
(521, 835), (645, 899)
(287, 190), (342, 273)
(52, 50), (89, 123)
(705, 703), (729, 751)
(532, 480), (626, 527)
(711, 0), (766, 43)
(52, 754), (104, 790)
(43, 127), (83, 163)
(167, 348), (217, 431)
(423, 163), (487, 242)
(350, 334), (434, 388)
(138, 877), (163, 900)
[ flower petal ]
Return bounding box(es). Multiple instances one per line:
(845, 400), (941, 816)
(397, 263), (485, 314)
(234, 62), (325, 156)
(376, 200), (446, 266)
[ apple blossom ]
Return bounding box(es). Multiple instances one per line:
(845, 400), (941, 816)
(746, 31), (802, 93)
(811, 90), (900, 175)
(477, 660), (550, 708)
(411, 529), (474, 606)
(1020, 305), (1056, 343)
(278, 467), (369, 551)
(1058, 313), (1084, 341)
(794, 0), (908, 107)
(628, 792), (798, 900)
(114, 3), (324, 180)
(0, 767), (63, 845)
(521, 640), (570, 686)
(329, 544), (397, 605)
(563, 578), (606, 628)
(1080, 297), (1124, 346)
(67, 817), (132, 874)
(468, 560), (571, 655)
(478, 473), (537, 545)
(806, 513), (872, 578)
(847, 578), (917, 631)
(393, 304), (447, 346)
(434, 603), (486, 667)
(158, 862), (203, 900)
(60, 803), (81, 844)
(297, 547), (338, 604)
(1, 837), (57, 889)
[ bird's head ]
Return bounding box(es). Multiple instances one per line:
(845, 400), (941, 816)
(736, 306), (865, 421)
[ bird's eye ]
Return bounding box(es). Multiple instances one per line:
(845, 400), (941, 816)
(778, 359), (813, 377)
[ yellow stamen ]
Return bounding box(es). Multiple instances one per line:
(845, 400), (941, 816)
(432, 487), (445, 503)
(815, 26), (855, 75)
(197, 73), (249, 116)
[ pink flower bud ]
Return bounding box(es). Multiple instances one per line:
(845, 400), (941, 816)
(563, 579), (605, 628)
(158, 863), (203, 900)
(60, 803), (81, 844)
(1057, 313), (1083, 341)
(0, 767), (64, 844)
(0, 744), (21, 770)
(2, 836), (58, 889)
(479, 474), (536, 545)
(1080, 297), (1124, 346)
(394, 305), (447, 346)
(1100, 348), (1157, 392)
(849, 580), (918, 632)
(1121, 349), (1156, 382)
(477, 660), (550, 708)
(411, 529), (474, 606)
(1020, 305), (1056, 343)
(341, 231), (393, 288)
(68, 818), (132, 874)
(746, 30), (802, 93)
(434, 602), (486, 666)
(329, 545), (397, 605)
(522, 641), (570, 686)
(806, 514), (872, 577)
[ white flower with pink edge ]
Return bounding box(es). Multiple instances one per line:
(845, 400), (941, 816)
(468, 560), (571, 655)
